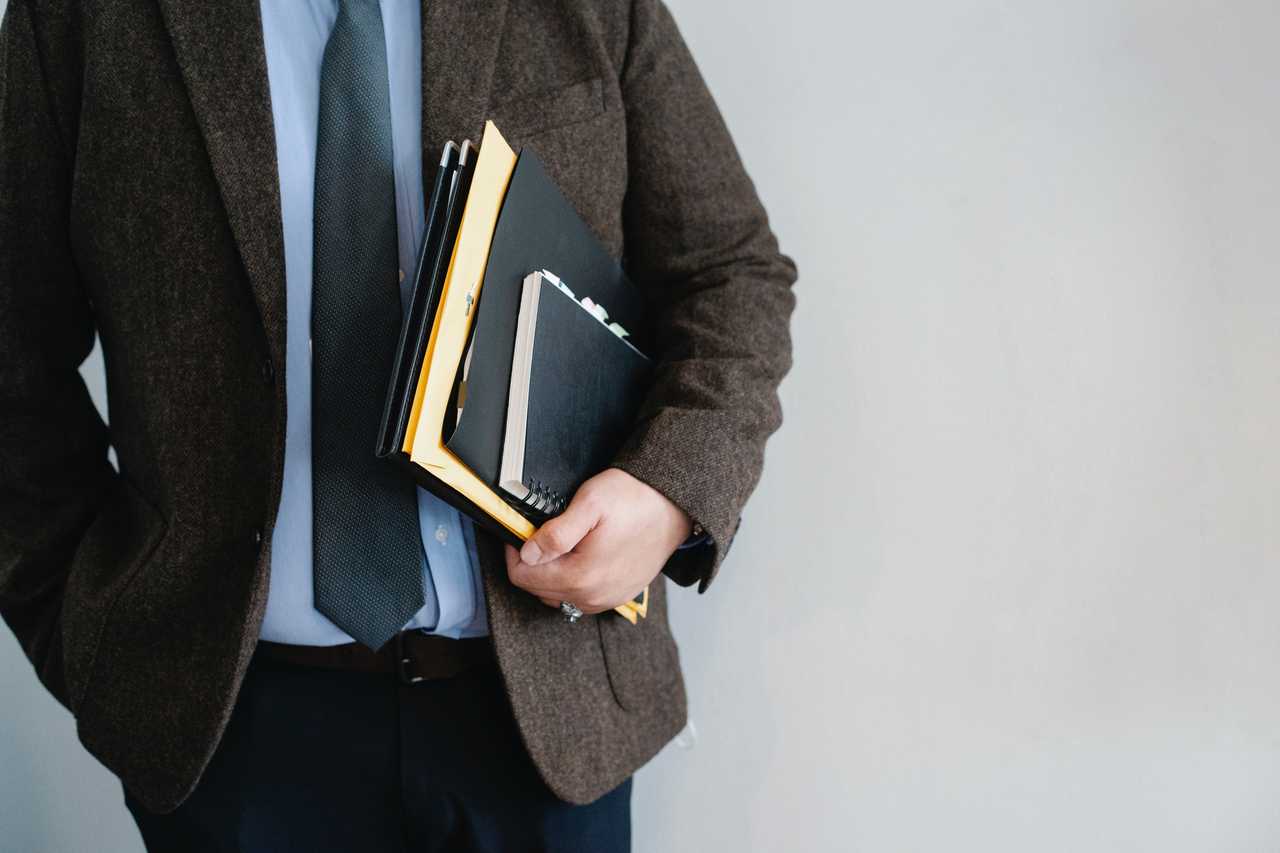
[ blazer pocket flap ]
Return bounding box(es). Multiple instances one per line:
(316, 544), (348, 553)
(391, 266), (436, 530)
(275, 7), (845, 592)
(597, 607), (680, 712)
(490, 77), (606, 140)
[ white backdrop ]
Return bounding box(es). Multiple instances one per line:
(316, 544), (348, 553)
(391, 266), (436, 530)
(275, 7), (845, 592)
(4, 1), (1280, 851)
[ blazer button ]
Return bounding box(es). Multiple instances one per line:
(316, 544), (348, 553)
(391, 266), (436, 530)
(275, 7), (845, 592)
(261, 358), (274, 385)
(252, 527), (263, 548)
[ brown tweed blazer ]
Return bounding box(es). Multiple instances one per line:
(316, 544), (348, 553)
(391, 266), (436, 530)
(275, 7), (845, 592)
(0, 0), (795, 813)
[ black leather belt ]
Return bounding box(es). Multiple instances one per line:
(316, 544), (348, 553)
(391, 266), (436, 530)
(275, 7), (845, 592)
(255, 632), (493, 684)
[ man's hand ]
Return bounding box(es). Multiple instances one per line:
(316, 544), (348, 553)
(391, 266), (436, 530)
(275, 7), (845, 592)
(505, 467), (694, 614)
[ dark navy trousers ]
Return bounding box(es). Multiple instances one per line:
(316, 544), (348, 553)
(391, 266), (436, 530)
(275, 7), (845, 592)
(124, 650), (631, 852)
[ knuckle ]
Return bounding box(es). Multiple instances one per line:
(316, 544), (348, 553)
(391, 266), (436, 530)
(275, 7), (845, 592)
(572, 576), (600, 601)
(578, 583), (607, 609)
(541, 527), (573, 554)
(584, 500), (609, 523)
(508, 563), (530, 588)
(571, 566), (597, 591)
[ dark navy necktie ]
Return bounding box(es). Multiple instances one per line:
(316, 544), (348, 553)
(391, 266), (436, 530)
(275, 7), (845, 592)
(311, 0), (424, 650)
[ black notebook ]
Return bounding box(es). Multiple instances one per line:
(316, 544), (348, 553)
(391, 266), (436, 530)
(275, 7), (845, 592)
(444, 148), (649, 494)
(499, 271), (653, 516)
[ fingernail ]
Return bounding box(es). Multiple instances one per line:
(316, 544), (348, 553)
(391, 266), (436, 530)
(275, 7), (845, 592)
(521, 541), (543, 565)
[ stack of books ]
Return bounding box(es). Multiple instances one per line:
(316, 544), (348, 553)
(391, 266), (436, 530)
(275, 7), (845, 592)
(376, 122), (651, 622)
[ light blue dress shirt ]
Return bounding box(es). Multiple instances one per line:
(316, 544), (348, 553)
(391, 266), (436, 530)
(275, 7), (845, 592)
(258, 0), (488, 644)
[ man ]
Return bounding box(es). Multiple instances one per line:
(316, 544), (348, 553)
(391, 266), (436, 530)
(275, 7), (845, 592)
(0, 0), (795, 849)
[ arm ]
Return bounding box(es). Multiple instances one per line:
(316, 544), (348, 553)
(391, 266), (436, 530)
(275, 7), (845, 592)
(0, 0), (114, 707)
(507, 0), (796, 608)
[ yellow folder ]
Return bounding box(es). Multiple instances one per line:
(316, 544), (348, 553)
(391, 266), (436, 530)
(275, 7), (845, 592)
(404, 121), (535, 541)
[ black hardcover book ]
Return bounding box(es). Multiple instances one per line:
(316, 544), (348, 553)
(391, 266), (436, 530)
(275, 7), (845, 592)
(499, 272), (652, 516)
(445, 148), (649, 490)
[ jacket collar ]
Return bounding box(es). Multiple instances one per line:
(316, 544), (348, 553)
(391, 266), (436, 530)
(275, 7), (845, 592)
(155, 0), (509, 349)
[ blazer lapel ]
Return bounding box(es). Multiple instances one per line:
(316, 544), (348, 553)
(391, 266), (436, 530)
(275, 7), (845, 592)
(156, 0), (286, 355)
(421, 0), (510, 158)
(153, 0), (509, 381)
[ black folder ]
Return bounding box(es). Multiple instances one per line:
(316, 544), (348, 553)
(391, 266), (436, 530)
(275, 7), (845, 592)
(445, 148), (649, 494)
(376, 139), (475, 460)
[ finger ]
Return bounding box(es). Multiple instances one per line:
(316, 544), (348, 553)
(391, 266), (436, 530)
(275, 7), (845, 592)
(506, 544), (554, 594)
(507, 557), (568, 600)
(538, 597), (560, 609)
(584, 585), (646, 617)
(520, 494), (603, 566)
(511, 578), (568, 601)
(511, 550), (597, 602)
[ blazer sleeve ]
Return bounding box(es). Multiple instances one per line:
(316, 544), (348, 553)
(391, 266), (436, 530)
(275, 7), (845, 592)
(0, 0), (114, 708)
(609, 0), (797, 592)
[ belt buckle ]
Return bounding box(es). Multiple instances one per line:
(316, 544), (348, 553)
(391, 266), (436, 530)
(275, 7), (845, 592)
(394, 631), (425, 685)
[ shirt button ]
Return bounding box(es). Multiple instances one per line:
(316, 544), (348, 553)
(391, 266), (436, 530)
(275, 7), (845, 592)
(434, 525), (448, 544)
(399, 268), (406, 283)
(252, 527), (263, 548)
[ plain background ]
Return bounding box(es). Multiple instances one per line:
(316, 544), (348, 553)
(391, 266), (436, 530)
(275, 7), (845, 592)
(4, 1), (1280, 850)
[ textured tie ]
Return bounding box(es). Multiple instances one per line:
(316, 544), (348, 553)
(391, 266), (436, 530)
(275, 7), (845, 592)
(311, 0), (424, 650)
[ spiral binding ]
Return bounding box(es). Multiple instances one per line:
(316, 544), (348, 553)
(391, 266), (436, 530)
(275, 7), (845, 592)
(518, 478), (567, 517)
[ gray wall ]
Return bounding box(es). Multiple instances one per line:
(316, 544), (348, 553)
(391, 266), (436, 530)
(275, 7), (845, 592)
(4, 1), (1280, 851)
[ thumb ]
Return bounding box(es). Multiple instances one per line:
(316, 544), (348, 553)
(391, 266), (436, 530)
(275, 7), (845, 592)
(520, 495), (603, 565)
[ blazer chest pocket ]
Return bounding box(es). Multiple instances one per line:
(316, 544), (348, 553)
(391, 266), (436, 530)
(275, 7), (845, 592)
(490, 77), (606, 141)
